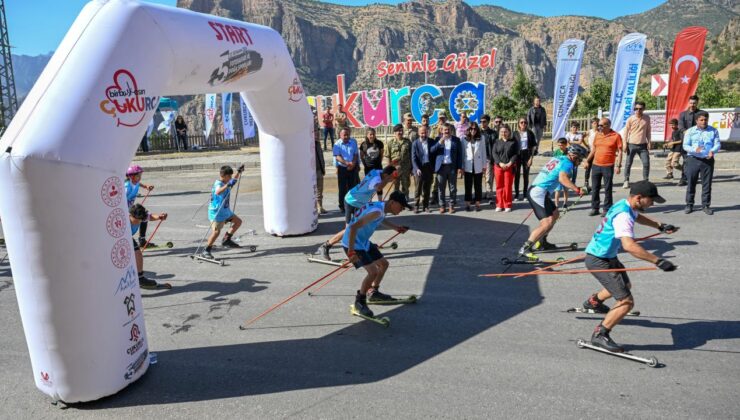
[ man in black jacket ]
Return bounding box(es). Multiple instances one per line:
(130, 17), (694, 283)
(513, 117), (538, 201)
(527, 97), (547, 145)
(431, 125), (463, 213)
(676, 95), (703, 186)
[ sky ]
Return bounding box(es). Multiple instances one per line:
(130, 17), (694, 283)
(7, 0), (666, 56)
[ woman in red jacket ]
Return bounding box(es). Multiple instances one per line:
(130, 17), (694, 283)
(491, 125), (520, 212)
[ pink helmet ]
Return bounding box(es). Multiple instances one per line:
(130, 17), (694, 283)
(126, 165), (144, 176)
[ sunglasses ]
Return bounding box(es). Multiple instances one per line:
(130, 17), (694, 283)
(634, 107), (644, 111)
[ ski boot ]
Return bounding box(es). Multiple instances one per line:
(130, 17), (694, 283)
(533, 237), (558, 251)
(353, 291), (374, 318)
(139, 275), (159, 290)
(367, 288), (394, 304)
(583, 294), (611, 314)
(517, 241), (534, 258)
(591, 324), (624, 353)
(202, 249), (216, 260)
(317, 242), (332, 261)
(139, 237), (156, 248)
(222, 235), (241, 248)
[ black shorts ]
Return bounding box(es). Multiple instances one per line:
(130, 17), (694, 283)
(526, 186), (556, 220)
(343, 243), (384, 269)
(585, 254), (632, 300)
(132, 238), (140, 252)
(344, 202), (359, 224)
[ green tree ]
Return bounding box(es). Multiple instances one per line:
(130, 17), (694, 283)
(510, 64), (538, 113)
(490, 95), (519, 120)
(573, 78), (612, 117)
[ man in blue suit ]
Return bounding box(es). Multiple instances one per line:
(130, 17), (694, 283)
(432, 124), (464, 213)
(411, 125), (437, 213)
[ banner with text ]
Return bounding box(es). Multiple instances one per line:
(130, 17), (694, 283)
(222, 92), (234, 140)
(204, 93), (217, 138)
(239, 94), (255, 138)
(552, 39), (585, 140)
(158, 110), (176, 133)
(609, 33), (647, 133)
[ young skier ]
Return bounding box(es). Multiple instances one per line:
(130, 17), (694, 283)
(317, 165), (397, 260)
(125, 165), (155, 247)
(518, 144), (588, 256)
(343, 191), (411, 317)
(129, 204), (170, 289)
(201, 165), (245, 260)
(582, 180), (678, 352)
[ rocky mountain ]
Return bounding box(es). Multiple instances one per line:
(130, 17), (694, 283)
(11, 53), (52, 101)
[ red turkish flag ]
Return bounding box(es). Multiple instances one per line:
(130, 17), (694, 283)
(664, 26), (708, 139)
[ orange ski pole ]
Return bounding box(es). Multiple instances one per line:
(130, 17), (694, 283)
(480, 266), (658, 278)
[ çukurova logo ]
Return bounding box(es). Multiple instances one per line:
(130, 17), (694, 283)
(99, 69), (159, 128)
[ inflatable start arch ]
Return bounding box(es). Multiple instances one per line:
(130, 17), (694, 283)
(0, 0), (314, 402)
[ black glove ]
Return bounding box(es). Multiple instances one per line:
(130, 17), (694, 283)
(655, 258), (677, 272)
(396, 225), (409, 234)
(659, 223), (678, 233)
(237, 164), (245, 174)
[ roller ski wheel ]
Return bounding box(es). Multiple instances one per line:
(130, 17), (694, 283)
(190, 254), (225, 266)
(381, 242), (399, 250)
(144, 241), (174, 250)
(565, 307), (640, 317)
(368, 295), (417, 305)
(575, 338), (659, 368)
(350, 305), (390, 327)
(532, 242), (578, 254)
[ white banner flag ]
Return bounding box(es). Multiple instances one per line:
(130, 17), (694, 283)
(239, 94), (255, 138)
(222, 92), (234, 140)
(609, 33), (647, 132)
(146, 114), (155, 137)
(204, 93), (217, 138)
(552, 39), (585, 140)
(158, 110), (176, 133)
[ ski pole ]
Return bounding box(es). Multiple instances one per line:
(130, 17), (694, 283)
(378, 230), (402, 249)
(239, 261), (352, 330)
(480, 266), (658, 278)
(140, 188), (152, 205)
(192, 179), (234, 256)
(501, 210), (533, 247)
(232, 171), (244, 213)
(141, 219), (164, 251)
(307, 264), (352, 296)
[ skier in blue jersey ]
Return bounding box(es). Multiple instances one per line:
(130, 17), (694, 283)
(201, 164), (245, 260)
(343, 191), (411, 317)
(582, 180), (678, 352)
(317, 165), (398, 260)
(518, 144), (588, 257)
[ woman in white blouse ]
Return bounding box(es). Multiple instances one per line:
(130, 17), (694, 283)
(462, 122), (487, 211)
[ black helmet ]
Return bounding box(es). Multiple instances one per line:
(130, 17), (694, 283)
(567, 144), (588, 158)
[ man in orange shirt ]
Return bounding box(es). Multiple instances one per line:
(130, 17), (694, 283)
(585, 118), (623, 216)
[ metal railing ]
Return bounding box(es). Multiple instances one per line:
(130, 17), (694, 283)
(139, 131), (259, 153)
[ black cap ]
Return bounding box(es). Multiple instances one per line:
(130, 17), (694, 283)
(630, 180), (665, 203)
(388, 191), (413, 210)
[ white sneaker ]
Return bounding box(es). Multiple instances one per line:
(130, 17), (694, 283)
(504, 208), (512, 213)
(495, 207), (503, 212)
(622, 181), (629, 189)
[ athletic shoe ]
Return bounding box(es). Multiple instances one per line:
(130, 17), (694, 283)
(367, 288), (394, 303)
(318, 242), (331, 261)
(504, 208), (512, 213)
(591, 325), (624, 353)
(201, 250), (215, 260)
(588, 209), (600, 216)
(139, 238), (156, 248)
(517, 241), (533, 257)
(222, 238), (241, 248)
(677, 181), (687, 186)
(583, 294), (611, 314)
(354, 291), (374, 317)
(139, 276), (159, 290)
(663, 174), (673, 180)
(495, 207), (503, 212)
(622, 181), (629, 189)
(534, 238), (557, 251)
(703, 206), (713, 215)
(684, 205), (693, 214)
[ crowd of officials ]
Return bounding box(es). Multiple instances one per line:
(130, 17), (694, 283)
(312, 95), (721, 217)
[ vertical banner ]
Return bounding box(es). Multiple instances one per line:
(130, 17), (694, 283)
(146, 115), (155, 137)
(664, 26), (708, 139)
(157, 110), (176, 133)
(609, 33), (647, 133)
(551, 39), (585, 140)
(204, 93), (217, 138)
(239, 94), (255, 138)
(222, 92), (234, 140)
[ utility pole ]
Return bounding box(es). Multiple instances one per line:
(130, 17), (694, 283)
(0, 0), (18, 135)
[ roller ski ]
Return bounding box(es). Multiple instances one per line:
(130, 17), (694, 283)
(565, 307), (641, 317)
(501, 253), (565, 265)
(142, 241), (174, 250)
(139, 276), (172, 290)
(367, 288), (417, 305)
(532, 239), (577, 253)
(379, 241), (399, 250)
(305, 253), (346, 267)
(221, 236), (257, 253)
(576, 338), (658, 368)
(350, 303), (390, 327)
(191, 250), (225, 266)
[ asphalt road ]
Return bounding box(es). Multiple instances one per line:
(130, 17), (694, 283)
(1, 168), (739, 419)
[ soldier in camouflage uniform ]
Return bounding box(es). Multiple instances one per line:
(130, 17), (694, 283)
(387, 123), (413, 199)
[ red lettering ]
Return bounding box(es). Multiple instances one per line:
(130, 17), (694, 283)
(456, 54), (467, 71)
(468, 55), (479, 71)
(209, 21), (225, 41)
(225, 25), (239, 43)
(343, 92), (362, 127)
(377, 61), (388, 78)
(443, 54), (456, 72)
(479, 54), (489, 68)
(411, 60), (423, 73)
(489, 48), (497, 69)
(241, 28), (253, 45)
(428, 59), (437, 72)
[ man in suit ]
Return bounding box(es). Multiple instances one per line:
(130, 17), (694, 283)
(431, 124), (463, 213)
(676, 95), (703, 187)
(512, 117), (538, 201)
(411, 125), (436, 213)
